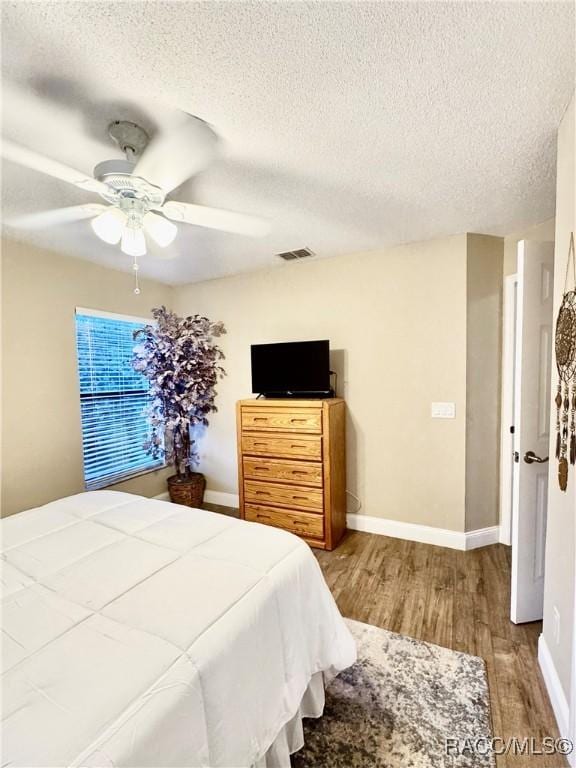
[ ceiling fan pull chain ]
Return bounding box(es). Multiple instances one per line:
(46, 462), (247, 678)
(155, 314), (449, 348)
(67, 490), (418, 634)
(133, 256), (141, 295)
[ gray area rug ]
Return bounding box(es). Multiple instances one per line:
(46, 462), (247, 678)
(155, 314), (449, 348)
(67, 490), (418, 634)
(293, 619), (494, 768)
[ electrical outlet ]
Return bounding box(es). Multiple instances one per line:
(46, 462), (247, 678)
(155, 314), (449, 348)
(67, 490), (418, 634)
(553, 606), (561, 645)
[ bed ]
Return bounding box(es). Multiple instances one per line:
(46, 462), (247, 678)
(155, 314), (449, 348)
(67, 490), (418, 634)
(1, 491), (356, 767)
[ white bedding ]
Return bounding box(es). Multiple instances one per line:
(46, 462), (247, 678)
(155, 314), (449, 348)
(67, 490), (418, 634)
(1, 491), (356, 767)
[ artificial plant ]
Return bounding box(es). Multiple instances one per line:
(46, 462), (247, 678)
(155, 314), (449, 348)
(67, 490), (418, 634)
(133, 306), (226, 480)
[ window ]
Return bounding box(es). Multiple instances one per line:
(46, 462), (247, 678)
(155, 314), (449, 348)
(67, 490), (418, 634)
(75, 308), (163, 490)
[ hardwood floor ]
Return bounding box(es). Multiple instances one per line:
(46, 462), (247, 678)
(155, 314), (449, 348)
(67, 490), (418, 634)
(315, 531), (566, 768)
(203, 504), (565, 767)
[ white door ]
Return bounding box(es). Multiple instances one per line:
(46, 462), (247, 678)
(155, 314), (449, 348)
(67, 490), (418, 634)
(511, 240), (555, 624)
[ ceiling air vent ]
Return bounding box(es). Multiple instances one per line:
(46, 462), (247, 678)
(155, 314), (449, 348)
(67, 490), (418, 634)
(276, 247), (315, 261)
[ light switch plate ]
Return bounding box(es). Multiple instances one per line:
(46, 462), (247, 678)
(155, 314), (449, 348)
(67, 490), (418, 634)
(431, 402), (456, 419)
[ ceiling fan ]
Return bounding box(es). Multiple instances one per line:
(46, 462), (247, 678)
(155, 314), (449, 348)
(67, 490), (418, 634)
(2, 117), (269, 260)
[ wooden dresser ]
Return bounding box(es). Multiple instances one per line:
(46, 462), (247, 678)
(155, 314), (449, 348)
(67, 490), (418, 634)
(237, 398), (346, 550)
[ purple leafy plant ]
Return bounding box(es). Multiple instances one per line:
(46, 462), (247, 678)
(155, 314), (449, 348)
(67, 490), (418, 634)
(133, 306), (226, 480)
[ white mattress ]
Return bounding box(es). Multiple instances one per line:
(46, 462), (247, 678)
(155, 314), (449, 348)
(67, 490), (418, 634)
(1, 491), (356, 767)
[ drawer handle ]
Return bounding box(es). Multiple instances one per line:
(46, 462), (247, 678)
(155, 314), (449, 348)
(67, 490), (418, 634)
(254, 466), (270, 472)
(292, 520), (307, 527)
(291, 444), (306, 449)
(256, 514), (271, 521)
(255, 490), (270, 496)
(253, 443), (267, 448)
(292, 470), (308, 476)
(290, 418), (307, 424)
(253, 417), (268, 423)
(292, 496), (309, 501)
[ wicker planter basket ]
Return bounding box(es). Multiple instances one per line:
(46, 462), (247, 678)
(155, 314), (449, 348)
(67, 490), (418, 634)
(167, 473), (206, 508)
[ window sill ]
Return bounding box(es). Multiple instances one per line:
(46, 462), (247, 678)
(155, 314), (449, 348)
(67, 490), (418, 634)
(85, 463), (168, 491)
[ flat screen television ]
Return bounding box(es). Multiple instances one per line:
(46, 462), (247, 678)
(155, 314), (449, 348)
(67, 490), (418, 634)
(251, 340), (331, 397)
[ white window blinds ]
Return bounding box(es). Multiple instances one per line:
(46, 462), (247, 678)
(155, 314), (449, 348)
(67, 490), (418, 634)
(75, 308), (164, 490)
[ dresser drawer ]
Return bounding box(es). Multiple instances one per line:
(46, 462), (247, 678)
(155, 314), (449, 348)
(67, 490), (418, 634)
(245, 503), (324, 539)
(244, 480), (323, 512)
(241, 408), (322, 433)
(241, 434), (322, 460)
(243, 457), (323, 487)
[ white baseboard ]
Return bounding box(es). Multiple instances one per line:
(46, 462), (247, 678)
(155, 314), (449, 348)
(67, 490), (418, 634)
(346, 513), (465, 549)
(538, 633), (570, 739)
(465, 525), (502, 550)
(153, 489), (239, 507)
(346, 514), (500, 551)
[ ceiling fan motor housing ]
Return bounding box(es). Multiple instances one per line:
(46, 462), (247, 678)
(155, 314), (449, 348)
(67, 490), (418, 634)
(92, 120), (165, 210)
(93, 159), (165, 209)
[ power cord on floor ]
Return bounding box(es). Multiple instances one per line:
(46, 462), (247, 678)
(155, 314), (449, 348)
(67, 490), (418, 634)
(346, 489), (362, 515)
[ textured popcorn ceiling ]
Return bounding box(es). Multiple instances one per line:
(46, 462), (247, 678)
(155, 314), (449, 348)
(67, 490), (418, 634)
(1, 1), (574, 285)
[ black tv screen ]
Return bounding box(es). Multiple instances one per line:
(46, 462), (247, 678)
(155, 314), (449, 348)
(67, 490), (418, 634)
(251, 340), (330, 395)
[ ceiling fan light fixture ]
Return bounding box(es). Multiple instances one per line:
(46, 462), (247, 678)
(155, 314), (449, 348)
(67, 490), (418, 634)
(143, 211), (177, 247)
(121, 225), (147, 257)
(91, 207), (126, 245)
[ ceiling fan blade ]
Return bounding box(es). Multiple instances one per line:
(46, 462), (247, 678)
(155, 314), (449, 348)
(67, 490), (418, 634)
(161, 201), (269, 237)
(6, 203), (107, 229)
(1, 139), (108, 195)
(134, 115), (219, 194)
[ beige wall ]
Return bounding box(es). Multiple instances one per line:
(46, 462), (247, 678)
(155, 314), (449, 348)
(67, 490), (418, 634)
(465, 235), (504, 531)
(543, 95), (575, 701)
(503, 218), (556, 277)
(1, 238), (174, 517)
(2, 232), (504, 533)
(175, 234), (483, 531)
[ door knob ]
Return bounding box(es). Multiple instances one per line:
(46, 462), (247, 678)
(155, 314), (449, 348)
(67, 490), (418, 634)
(523, 451), (549, 464)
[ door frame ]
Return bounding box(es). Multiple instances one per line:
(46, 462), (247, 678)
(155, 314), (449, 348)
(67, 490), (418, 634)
(499, 272), (518, 546)
(571, 538), (576, 767)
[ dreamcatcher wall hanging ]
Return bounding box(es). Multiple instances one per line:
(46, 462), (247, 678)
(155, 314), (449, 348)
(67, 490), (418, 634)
(554, 231), (576, 491)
